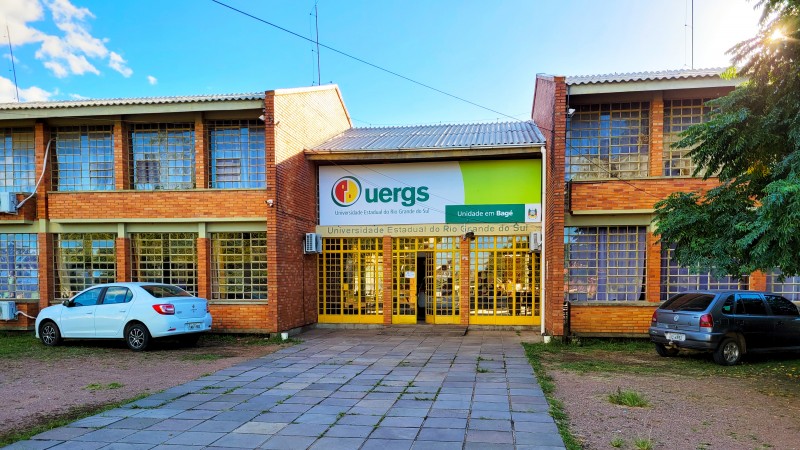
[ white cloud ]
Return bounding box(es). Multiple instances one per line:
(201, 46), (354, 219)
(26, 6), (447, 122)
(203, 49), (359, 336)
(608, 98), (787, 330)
(109, 51), (131, 77)
(147, 75), (157, 85)
(69, 93), (89, 100)
(0, 76), (53, 102)
(0, 0), (133, 83)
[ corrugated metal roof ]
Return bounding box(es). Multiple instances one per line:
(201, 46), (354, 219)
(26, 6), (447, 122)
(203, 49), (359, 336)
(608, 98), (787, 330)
(313, 121), (544, 151)
(0, 93), (265, 110)
(566, 68), (726, 86)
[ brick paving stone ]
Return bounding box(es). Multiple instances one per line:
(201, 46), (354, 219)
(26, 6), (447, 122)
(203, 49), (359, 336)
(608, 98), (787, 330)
(361, 439), (414, 450)
(416, 427), (466, 442)
(187, 420), (243, 433)
(162, 431), (226, 446)
(207, 432), (268, 448)
(117, 430), (178, 445)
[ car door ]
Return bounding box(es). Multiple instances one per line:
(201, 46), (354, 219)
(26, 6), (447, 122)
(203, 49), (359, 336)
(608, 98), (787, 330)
(59, 287), (104, 338)
(764, 294), (800, 347)
(733, 293), (774, 350)
(94, 286), (134, 338)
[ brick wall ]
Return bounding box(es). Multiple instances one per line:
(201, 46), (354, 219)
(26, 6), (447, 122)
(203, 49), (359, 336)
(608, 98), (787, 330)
(267, 86), (351, 332)
(209, 304), (270, 333)
(570, 305), (656, 335)
(532, 74), (567, 336)
(570, 178), (719, 212)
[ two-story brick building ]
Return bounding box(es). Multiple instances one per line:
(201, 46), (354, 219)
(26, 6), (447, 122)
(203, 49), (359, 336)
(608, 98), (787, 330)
(532, 68), (800, 337)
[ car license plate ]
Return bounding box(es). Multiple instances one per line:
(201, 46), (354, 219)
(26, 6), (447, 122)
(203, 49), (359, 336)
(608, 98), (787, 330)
(186, 322), (201, 331)
(665, 332), (685, 342)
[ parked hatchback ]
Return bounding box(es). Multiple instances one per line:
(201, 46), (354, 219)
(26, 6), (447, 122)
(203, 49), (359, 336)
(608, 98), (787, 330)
(35, 282), (212, 351)
(649, 290), (800, 365)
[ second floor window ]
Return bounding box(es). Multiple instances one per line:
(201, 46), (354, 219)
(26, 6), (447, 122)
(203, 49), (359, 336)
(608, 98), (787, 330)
(0, 128), (35, 192)
(567, 102), (650, 181)
(209, 121), (266, 188)
(53, 126), (114, 191)
(130, 123), (195, 190)
(663, 99), (712, 177)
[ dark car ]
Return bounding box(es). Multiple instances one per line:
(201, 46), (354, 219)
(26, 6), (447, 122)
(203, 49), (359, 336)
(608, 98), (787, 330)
(649, 290), (800, 365)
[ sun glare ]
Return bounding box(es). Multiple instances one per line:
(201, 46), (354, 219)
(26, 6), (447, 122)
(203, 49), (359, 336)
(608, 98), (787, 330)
(769, 28), (787, 42)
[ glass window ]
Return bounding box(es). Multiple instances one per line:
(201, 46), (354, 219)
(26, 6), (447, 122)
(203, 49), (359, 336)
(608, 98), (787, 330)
(101, 286), (132, 305)
(53, 126), (114, 191)
(737, 296), (768, 315)
(469, 235), (539, 317)
(564, 226), (647, 301)
(0, 128), (35, 192)
(131, 232), (197, 295)
(72, 287), (103, 306)
(320, 238), (383, 317)
(130, 124), (195, 190)
(766, 270), (800, 301)
(663, 99), (712, 177)
(210, 232), (267, 301)
(0, 233), (38, 300)
(209, 121), (266, 188)
(566, 102), (650, 180)
(54, 233), (116, 299)
(661, 292), (715, 311)
(141, 284), (192, 298)
(764, 294), (800, 316)
(660, 244), (746, 301)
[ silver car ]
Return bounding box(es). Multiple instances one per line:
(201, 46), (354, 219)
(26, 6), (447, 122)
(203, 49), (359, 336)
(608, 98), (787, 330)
(649, 290), (800, 365)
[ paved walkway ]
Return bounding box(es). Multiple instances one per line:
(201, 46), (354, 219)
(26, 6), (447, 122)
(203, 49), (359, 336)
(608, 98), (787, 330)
(7, 328), (565, 450)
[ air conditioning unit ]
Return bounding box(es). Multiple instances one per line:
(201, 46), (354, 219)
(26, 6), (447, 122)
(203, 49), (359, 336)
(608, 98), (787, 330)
(304, 233), (322, 254)
(530, 231), (542, 253)
(0, 192), (17, 214)
(0, 301), (17, 321)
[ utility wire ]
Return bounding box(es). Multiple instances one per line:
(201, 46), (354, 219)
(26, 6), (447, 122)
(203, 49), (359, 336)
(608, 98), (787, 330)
(209, 0), (519, 122)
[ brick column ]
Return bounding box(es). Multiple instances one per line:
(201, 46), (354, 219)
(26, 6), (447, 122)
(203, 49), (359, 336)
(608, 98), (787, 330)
(34, 123), (51, 218)
(114, 120), (130, 190)
(749, 271), (767, 291)
(649, 92), (664, 177)
(197, 237), (211, 300)
(460, 237), (471, 325)
(195, 113), (208, 189)
(116, 237), (131, 282)
(382, 235), (393, 325)
(545, 77), (567, 336)
(645, 231), (661, 302)
(37, 233), (53, 311)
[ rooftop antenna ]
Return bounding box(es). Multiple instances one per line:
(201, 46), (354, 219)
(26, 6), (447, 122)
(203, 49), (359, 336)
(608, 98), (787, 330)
(314, 1), (321, 86)
(6, 24), (19, 102)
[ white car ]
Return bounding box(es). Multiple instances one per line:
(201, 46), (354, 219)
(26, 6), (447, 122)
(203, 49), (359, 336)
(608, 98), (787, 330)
(35, 282), (213, 351)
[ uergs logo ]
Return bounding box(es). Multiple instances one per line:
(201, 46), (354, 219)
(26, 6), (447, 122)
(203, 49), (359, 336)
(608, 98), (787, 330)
(332, 176), (361, 207)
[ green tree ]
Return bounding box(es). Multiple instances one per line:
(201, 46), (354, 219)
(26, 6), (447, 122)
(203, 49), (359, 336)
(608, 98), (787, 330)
(654, 0), (800, 277)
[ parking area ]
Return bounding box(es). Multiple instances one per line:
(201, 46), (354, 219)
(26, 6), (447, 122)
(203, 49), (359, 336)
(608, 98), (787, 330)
(6, 328), (564, 450)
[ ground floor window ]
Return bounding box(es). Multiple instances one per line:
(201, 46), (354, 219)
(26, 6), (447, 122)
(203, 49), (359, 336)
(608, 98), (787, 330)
(660, 245), (746, 301)
(0, 233), (38, 300)
(319, 238), (383, 318)
(565, 226), (646, 301)
(54, 233), (116, 299)
(470, 235), (539, 317)
(767, 271), (800, 302)
(210, 232), (267, 301)
(130, 232), (197, 295)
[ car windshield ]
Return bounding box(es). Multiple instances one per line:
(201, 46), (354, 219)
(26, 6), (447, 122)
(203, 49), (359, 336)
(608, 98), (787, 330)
(141, 285), (192, 298)
(661, 293), (715, 312)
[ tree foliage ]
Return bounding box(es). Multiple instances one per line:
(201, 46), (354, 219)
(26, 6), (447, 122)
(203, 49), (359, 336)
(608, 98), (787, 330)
(654, 0), (800, 277)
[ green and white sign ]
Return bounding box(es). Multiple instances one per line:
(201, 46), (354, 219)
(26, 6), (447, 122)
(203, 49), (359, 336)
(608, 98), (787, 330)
(319, 160), (542, 226)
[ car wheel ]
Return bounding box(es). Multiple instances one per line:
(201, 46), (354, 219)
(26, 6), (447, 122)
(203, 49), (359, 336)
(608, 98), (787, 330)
(654, 343), (679, 357)
(125, 323), (151, 351)
(39, 321), (62, 347)
(179, 334), (200, 347)
(713, 337), (743, 366)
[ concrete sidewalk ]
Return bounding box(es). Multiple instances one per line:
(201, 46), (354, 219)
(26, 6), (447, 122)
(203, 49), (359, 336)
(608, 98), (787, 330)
(7, 328), (565, 450)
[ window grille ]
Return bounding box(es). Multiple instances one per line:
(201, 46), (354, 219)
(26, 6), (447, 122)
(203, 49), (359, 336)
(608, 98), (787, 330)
(0, 128), (35, 192)
(130, 232), (197, 295)
(566, 102), (650, 180)
(469, 235), (539, 316)
(663, 99), (712, 177)
(209, 120), (266, 188)
(53, 126), (114, 191)
(130, 123), (195, 190)
(210, 232), (267, 301)
(0, 233), (38, 299)
(565, 226), (647, 301)
(54, 233), (116, 299)
(767, 270), (800, 302)
(660, 244), (746, 301)
(319, 238), (383, 317)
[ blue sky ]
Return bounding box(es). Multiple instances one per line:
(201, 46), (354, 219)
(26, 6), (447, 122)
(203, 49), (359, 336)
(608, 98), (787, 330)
(0, 0), (761, 126)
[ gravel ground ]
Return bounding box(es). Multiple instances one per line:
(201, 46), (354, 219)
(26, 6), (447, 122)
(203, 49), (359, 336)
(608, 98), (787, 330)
(547, 358), (800, 449)
(0, 337), (282, 440)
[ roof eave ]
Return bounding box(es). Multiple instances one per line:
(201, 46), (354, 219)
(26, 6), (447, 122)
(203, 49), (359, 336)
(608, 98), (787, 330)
(0, 98), (265, 119)
(568, 77), (742, 95)
(306, 144), (544, 162)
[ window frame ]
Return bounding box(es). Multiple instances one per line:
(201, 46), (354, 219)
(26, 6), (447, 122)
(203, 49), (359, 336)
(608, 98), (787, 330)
(52, 125), (114, 191)
(208, 120), (267, 189)
(0, 128), (35, 193)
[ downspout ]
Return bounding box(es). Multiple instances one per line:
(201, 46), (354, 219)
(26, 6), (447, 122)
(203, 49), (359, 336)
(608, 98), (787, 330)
(540, 143), (547, 336)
